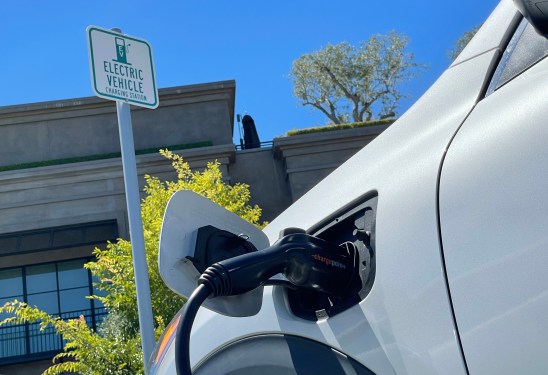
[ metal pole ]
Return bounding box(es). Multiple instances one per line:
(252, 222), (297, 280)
(116, 100), (155, 371)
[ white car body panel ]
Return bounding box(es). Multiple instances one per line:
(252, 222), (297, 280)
(440, 44), (548, 373)
(182, 5), (513, 375)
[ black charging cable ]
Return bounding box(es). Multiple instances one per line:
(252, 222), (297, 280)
(174, 284), (211, 375)
(174, 233), (357, 375)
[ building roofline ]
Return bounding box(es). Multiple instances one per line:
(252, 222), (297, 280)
(0, 80), (236, 132)
(0, 80), (236, 134)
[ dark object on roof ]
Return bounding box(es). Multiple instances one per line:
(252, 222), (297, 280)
(242, 115), (261, 150)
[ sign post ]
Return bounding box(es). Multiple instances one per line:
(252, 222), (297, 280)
(87, 25), (158, 370)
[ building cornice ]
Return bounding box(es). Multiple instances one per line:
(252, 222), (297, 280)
(0, 80), (236, 132)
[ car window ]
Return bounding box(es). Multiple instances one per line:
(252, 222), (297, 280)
(486, 17), (548, 95)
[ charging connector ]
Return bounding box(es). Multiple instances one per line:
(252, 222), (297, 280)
(200, 233), (357, 297)
(175, 232), (358, 375)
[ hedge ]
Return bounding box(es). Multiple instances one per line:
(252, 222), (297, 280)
(286, 118), (396, 137)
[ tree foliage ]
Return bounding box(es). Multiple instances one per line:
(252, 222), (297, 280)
(290, 31), (423, 124)
(449, 25), (480, 61)
(0, 149), (265, 375)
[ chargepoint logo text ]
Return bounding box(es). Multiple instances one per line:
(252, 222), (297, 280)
(312, 254), (347, 269)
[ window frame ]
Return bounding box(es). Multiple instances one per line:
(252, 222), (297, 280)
(486, 16), (548, 96)
(0, 257), (106, 364)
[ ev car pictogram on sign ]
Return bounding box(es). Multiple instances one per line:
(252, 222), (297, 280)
(87, 26), (158, 109)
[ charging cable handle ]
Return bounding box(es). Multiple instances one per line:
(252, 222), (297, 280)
(200, 233), (357, 297)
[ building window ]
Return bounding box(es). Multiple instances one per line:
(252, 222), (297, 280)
(0, 220), (118, 257)
(0, 260), (107, 363)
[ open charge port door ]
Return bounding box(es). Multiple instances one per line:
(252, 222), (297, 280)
(286, 195), (378, 321)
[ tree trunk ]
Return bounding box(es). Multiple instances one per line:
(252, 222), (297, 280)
(352, 105), (361, 123)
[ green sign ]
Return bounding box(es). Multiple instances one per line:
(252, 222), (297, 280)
(87, 26), (158, 109)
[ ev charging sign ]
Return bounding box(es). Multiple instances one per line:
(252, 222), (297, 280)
(87, 26), (158, 109)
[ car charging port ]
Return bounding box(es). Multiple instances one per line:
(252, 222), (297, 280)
(286, 194), (378, 321)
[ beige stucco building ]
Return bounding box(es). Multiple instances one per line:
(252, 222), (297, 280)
(0, 80), (388, 373)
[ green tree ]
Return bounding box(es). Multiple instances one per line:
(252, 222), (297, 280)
(449, 25), (480, 61)
(0, 149), (265, 375)
(290, 31), (424, 124)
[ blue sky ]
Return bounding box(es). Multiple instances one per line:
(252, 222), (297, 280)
(0, 0), (500, 143)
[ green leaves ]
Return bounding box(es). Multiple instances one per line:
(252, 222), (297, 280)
(0, 301), (142, 375)
(290, 31), (424, 124)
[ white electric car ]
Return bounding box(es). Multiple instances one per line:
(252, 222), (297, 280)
(150, 0), (548, 373)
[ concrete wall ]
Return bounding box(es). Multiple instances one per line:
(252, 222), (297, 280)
(273, 125), (389, 201)
(228, 125), (390, 221)
(0, 123), (389, 254)
(0, 81), (235, 167)
(0, 80), (390, 241)
(0, 145), (234, 268)
(229, 147), (292, 222)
